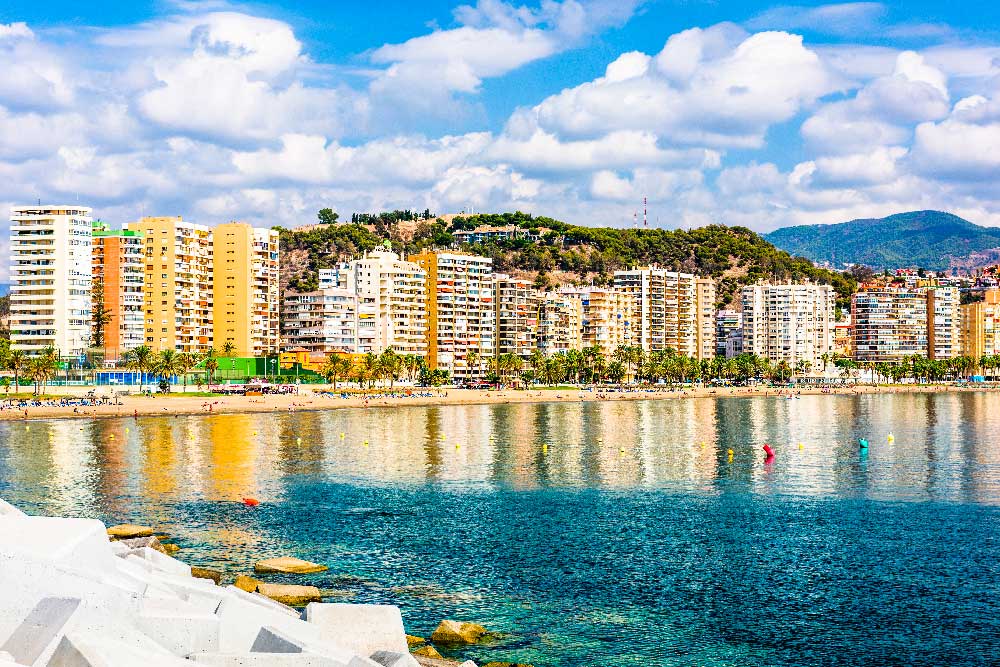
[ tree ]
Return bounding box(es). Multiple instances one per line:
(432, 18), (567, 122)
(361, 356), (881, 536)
(125, 345), (154, 391)
(8, 349), (24, 390)
(91, 277), (113, 349)
(317, 208), (339, 225)
(203, 349), (220, 384)
(28, 347), (58, 394)
(176, 353), (198, 392)
(378, 349), (404, 388)
(321, 352), (353, 389)
(221, 341), (237, 357)
(153, 349), (181, 392)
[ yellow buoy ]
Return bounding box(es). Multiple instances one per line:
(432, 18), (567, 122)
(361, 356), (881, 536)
(887, 433), (894, 442)
(363, 440), (369, 447)
(455, 443), (460, 449)
(542, 444), (549, 454)
(253, 431), (257, 436)
(727, 448), (734, 456)
(340, 432), (345, 439)
(798, 443), (804, 450)
(110, 435), (114, 439)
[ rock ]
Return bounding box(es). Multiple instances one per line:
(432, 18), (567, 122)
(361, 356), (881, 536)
(254, 557), (328, 574)
(120, 535), (169, 554)
(233, 575), (262, 593)
(406, 635), (426, 647)
(483, 663), (534, 667)
(191, 567), (223, 585)
(162, 542), (181, 555)
(256, 583), (322, 606)
(107, 523), (154, 539)
(412, 645), (443, 659)
(430, 620), (488, 645)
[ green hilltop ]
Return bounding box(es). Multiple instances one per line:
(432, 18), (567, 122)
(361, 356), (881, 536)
(276, 211), (856, 309)
(763, 210), (1000, 271)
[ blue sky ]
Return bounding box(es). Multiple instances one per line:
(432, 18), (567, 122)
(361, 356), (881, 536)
(0, 0), (999, 270)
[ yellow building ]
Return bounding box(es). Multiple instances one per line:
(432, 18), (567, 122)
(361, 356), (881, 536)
(213, 223), (280, 356)
(961, 289), (1000, 360)
(571, 286), (635, 357)
(537, 291), (583, 356)
(409, 250), (494, 381)
(127, 216), (213, 354)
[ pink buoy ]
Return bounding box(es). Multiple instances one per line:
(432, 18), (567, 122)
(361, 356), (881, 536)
(762, 444), (775, 464)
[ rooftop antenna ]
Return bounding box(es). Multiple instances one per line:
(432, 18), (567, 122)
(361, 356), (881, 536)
(643, 196), (648, 229)
(632, 210), (638, 228)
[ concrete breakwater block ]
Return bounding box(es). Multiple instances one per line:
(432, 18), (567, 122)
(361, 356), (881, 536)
(0, 516), (115, 575)
(370, 650), (421, 667)
(304, 604), (408, 658)
(0, 596), (81, 665)
(254, 558), (328, 575)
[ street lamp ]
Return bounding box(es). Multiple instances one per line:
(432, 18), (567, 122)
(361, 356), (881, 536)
(269, 358), (277, 384)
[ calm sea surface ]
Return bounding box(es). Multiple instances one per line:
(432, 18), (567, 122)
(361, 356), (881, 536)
(1, 393), (999, 666)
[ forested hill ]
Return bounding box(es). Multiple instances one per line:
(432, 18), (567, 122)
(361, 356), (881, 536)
(764, 210), (1000, 271)
(275, 211), (856, 308)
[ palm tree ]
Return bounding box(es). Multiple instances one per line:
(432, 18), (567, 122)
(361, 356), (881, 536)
(322, 352), (354, 389)
(378, 349), (404, 388)
(8, 350), (25, 392)
(28, 347), (58, 395)
(607, 360), (626, 384)
(221, 341), (237, 357)
(176, 353), (198, 392)
(153, 349), (181, 392)
(125, 345), (154, 391)
(466, 350), (480, 380)
(357, 352), (380, 389)
(203, 348), (219, 384)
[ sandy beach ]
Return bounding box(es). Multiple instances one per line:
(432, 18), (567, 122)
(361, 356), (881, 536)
(0, 383), (993, 421)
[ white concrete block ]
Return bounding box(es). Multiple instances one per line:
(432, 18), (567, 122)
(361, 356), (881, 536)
(0, 517), (115, 575)
(369, 651), (420, 667)
(223, 586), (300, 618)
(214, 590), (318, 654)
(45, 633), (195, 667)
(304, 604), (408, 658)
(0, 597), (80, 666)
(189, 653), (350, 666)
(135, 598), (220, 656)
(124, 547), (191, 577)
(0, 498), (26, 518)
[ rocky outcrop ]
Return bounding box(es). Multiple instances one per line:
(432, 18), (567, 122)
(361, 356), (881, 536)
(191, 567), (223, 585)
(257, 583), (322, 606)
(254, 556), (328, 574)
(430, 620), (488, 645)
(106, 523), (154, 539)
(412, 645), (444, 658)
(407, 634), (427, 647)
(233, 574), (263, 592)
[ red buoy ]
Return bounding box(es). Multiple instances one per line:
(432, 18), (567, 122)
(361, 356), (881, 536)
(242, 498), (259, 507)
(762, 444), (775, 457)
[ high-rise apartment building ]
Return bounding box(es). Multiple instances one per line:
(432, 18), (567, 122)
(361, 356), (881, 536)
(409, 250), (494, 381)
(127, 216), (213, 354)
(324, 249), (428, 356)
(212, 223), (280, 356)
(494, 276), (540, 360)
(537, 291), (583, 356)
(573, 286), (634, 356)
(281, 289), (359, 354)
(852, 285), (960, 362)
(961, 289), (1000, 360)
(92, 221), (145, 362)
(8, 206), (93, 356)
(715, 310), (742, 358)
(740, 283), (835, 371)
(613, 268), (715, 359)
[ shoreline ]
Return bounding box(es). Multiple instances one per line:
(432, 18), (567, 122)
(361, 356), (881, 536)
(0, 383), (994, 422)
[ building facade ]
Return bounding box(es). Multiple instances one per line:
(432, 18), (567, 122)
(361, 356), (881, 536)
(324, 249), (428, 356)
(92, 222), (145, 362)
(574, 286), (634, 357)
(613, 268), (715, 359)
(212, 223), (280, 357)
(409, 250), (494, 381)
(8, 206), (93, 356)
(961, 289), (1000, 360)
(127, 216), (214, 354)
(715, 310), (742, 358)
(852, 285), (960, 362)
(537, 291), (583, 356)
(281, 289), (359, 355)
(494, 276), (540, 360)
(740, 283), (835, 371)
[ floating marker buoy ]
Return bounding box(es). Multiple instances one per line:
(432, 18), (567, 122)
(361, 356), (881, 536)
(242, 498), (259, 507)
(110, 435), (114, 439)
(887, 433), (894, 443)
(798, 443), (804, 450)
(859, 438), (869, 449)
(363, 440), (369, 447)
(455, 443), (460, 449)
(763, 444), (775, 463)
(253, 431), (257, 436)
(727, 448), (734, 456)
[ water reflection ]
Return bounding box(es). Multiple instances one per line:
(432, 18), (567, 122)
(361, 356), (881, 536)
(2, 393), (1000, 514)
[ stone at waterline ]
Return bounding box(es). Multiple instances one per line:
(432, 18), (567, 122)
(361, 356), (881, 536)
(412, 645), (443, 659)
(483, 663), (535, 667)
(191, 567), (223, 585)
(161, 542), (181, 555)
(233, 574), (263, 593)
(107, 523), (154, 539)
(430, 620), (488, 645)
(257, 583), (322, 606)
(407, 634), (426, 647)
(119, 535), (168, 554)
(254, 556), (328, 574)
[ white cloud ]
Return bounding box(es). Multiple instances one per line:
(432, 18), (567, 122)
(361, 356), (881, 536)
(747, 3), (886, 37)
(910, 94), (1000, 181)
(0, 22), (33, 40)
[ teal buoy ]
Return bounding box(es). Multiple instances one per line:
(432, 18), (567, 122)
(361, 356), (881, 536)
(858, 438), (869, 449)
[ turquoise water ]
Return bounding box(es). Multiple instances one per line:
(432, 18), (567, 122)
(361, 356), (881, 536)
(1, 393), (1000, 665)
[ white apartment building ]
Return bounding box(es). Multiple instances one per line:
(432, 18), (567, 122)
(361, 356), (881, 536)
(281, 289), (359, 354)
(740, 283), (835, 371)
(537, 291), (583, 356)
(8, 206), (93, 356)
(716, 310), (742, 358)
(853, 285), (960, 362)
(409, 250), (494, 381)
(324, 249), (427, 355)
(613, 268), (716, 359)
(494, 275), (540, 360)
(572, 286), (634, 357)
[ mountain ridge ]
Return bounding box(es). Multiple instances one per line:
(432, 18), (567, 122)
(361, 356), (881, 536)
(763, 210), (1000, 271)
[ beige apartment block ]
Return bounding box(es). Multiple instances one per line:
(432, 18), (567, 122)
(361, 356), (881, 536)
(127, 216), (213, 354)
(961, 289), (1000, 360)
(282, 289), (359, 354)
(613, 268), (715, 359)
(8, 205), (93, 356)
(409, 250), (494, 381)
(741, 282), (835, 371)
(213, 223), (280, 356)
(537, 291), (583, 356)
(494, 275), (541, 360)
(853, 285), (960, 362)
(322, 249), (428, 356)
(569, 286), (634, 357)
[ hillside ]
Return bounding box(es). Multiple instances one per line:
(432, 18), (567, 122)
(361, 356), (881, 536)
(275, 211), (857, 309)
(764, 210), (1000, 271)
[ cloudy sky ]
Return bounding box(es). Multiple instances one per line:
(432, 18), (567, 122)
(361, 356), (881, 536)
(1, 0), (999, 271)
